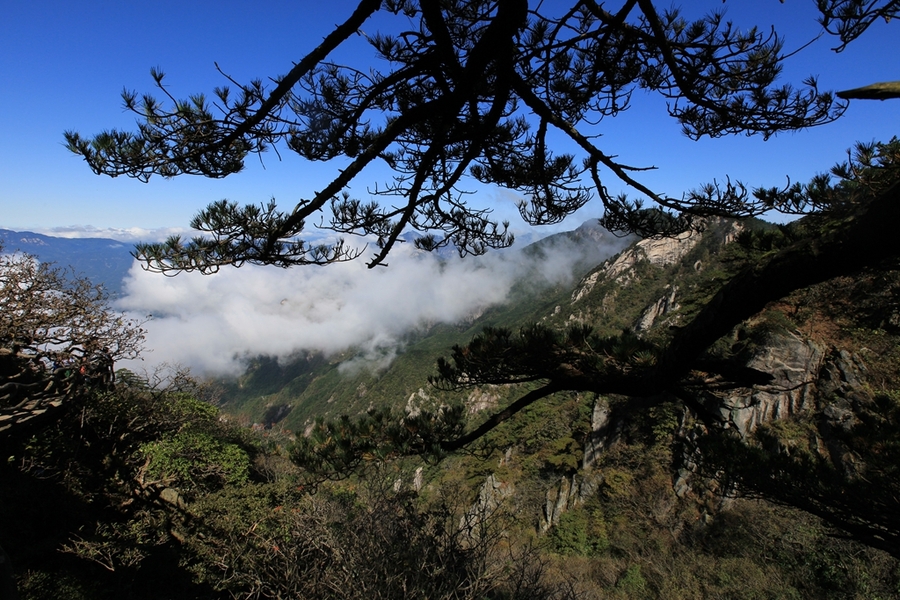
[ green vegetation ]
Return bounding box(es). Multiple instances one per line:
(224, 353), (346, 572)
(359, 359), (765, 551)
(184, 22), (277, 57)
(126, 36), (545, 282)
(6, 177), (900, 597)
(22, 0), (900, 595)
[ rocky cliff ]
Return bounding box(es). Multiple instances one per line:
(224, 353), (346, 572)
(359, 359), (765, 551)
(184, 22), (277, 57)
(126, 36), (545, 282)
(462, 218), (900, 559)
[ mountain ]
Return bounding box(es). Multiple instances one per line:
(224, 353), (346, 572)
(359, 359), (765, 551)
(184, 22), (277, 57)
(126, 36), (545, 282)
(0, 229), (136, 296)
(217, 216), (900, 563)
(7, 213), (900, 597)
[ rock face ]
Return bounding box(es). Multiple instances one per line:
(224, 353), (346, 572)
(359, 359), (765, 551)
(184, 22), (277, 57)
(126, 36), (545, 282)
(582, 328), (849, 450)
(719, 330), (824, 437)
(405, 387), (430, 418)
(539, 476), (576, 533)
(538, 474), (602, 533)
(571, 230), (699, 302)
(465, 386), (501, 414)
(583, 397), (615, 470)
(634, 285), (679, 332)
(570, 270), (605, 304)
(818, 349), (868, 407)
(571, 219), (741, 303)
(602, 230), (701, 285)
(573, 330), (869, 538)
(715, 329), (870, 440)
(461, 474), (512, 539)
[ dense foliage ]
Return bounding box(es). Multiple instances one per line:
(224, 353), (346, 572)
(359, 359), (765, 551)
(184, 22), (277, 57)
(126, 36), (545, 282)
(0, 251), (144, 436)
(2, 367), (577, 599)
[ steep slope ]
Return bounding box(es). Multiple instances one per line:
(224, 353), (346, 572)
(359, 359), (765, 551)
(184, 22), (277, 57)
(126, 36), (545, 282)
(219, 212), (900, 563)
(12, 214), (896, 598)
(416, 218), (900, 596)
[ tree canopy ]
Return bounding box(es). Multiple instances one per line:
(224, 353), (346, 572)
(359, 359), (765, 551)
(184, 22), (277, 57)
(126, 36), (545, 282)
(65, 0), (897, 273)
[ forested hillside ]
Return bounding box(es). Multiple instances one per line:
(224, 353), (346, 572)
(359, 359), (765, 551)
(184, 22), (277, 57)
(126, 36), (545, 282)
(9, 0), (900, 595)
(217, 219), (627, 430)
(203, 211), (900, 598)
(0, 229), (134, 297)
(5, 172), (900, 598)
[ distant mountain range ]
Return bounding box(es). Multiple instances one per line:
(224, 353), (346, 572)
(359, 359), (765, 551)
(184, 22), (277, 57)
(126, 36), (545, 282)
(0, 229), (136, 296)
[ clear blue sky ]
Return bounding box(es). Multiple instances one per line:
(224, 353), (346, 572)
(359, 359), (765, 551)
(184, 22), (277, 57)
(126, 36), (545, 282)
(1, 0), (898, 238)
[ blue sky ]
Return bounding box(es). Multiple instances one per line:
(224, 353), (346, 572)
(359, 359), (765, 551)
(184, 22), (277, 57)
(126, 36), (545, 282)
(1, 0), (898, 240)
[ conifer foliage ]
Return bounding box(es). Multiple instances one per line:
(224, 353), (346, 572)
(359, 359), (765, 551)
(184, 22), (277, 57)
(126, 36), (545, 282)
(65, 0), (896, 272)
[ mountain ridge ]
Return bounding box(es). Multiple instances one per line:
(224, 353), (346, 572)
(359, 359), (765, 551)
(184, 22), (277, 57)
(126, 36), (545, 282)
(0, 229), (136, 296)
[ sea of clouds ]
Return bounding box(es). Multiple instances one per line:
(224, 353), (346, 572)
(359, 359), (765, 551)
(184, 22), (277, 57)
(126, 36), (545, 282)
(114, 228), (630, 375)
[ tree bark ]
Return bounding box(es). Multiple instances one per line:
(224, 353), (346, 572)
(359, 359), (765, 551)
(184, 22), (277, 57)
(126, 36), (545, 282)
(837, 81), (900, 100)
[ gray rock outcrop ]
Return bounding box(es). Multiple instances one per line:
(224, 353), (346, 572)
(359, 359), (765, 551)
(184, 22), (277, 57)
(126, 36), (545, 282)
(460, 474), (512, 540)
(719, 329), (824, 437)
(634, 285), (680, 332)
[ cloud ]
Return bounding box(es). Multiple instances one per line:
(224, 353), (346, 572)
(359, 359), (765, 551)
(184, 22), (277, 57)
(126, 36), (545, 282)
(115, 226), (630, 375)
(28, 225), (191, 243)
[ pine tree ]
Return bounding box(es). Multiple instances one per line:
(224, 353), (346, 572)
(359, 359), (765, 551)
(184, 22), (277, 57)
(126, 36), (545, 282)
(65, 0), (897, 272)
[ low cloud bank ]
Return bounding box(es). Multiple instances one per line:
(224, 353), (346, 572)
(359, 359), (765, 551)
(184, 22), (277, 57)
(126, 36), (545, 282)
(30, 225), (190, 243)
(116, 227), (629, 375)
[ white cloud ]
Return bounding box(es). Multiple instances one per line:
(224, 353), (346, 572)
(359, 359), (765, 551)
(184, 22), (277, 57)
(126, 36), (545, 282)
(115, 226), (630, 375)
(26, 225), (191, 243)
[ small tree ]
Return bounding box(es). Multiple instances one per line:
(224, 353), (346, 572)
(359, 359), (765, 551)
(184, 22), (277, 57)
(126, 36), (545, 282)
(0, 249), (144, 434)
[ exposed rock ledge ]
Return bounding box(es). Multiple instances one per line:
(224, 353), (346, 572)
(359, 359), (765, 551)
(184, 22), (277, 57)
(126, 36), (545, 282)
(571, 220), (742, 303)
(719, 329), (824, 437)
